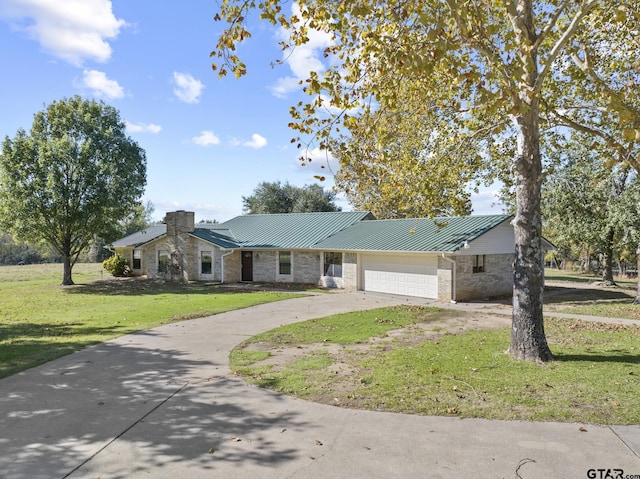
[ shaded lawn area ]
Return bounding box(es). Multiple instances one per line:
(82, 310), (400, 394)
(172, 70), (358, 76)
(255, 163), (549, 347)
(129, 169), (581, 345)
(0, 263), (301, 379)
(545, 269), (640, 320)
(231, 306), (640, 425)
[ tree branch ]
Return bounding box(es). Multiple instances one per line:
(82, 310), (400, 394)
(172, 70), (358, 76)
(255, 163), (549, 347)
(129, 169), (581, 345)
(535, 0), (598, 93)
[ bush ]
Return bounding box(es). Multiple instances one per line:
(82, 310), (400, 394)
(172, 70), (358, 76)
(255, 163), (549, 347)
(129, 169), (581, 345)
(103, 254), (132, 277)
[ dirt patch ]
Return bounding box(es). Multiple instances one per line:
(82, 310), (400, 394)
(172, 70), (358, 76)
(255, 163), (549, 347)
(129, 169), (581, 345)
(239, 310), (510, 408)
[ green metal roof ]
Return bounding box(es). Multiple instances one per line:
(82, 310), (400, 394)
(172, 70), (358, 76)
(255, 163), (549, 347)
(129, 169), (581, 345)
(111, 212), (514, 253)
(110, 225), (166, 248)
(313, 214), (513, 252)
(213, 211), (375, 249)
(189, 228), (240, 249)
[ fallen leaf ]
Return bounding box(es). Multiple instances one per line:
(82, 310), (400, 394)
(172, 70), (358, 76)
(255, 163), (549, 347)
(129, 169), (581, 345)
(208, 448), (215, 454)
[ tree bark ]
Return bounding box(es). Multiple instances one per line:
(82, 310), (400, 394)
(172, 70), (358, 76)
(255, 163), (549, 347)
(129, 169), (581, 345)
(507, 7), (553, 362)
(509, 108), (554, 362)
(62, 255), (74, 286)
(634, 244), (640, 305)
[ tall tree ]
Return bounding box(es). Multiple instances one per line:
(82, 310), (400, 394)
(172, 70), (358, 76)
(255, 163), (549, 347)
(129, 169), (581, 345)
(212, 0), (630, 361)
(117, 201), (156, 237)
(542, 137), (639, 283)
(0, 96), (147, 285)
(242, 181), (341, 214)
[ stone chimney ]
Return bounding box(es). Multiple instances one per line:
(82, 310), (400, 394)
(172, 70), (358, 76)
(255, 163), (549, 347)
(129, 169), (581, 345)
(164, 211), (195, 282)
(165, 210), (195, 237)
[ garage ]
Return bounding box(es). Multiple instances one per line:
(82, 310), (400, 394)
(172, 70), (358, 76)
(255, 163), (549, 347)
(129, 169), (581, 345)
(362, 254), (438, 299)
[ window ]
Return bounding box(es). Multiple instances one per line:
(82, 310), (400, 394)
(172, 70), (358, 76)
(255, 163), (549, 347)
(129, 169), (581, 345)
(323, 252), (343, 277)
(201, 251), (212, 275)
(133, 249), (141, 270)
(158, 250), (169, 273)
(279, 251), (291, 275)
(473, 255), (485, 273)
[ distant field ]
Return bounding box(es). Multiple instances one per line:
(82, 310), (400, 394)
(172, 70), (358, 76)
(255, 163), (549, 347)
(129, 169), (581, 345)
(0, 263), (299, 379)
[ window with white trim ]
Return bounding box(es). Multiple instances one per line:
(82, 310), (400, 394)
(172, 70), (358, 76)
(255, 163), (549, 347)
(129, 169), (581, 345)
(323, 252), (343, 277)
(133, 249), (141, 270)
(473, 255), (485, 273)
(158, 250), (169, 273)
(201, 251), (212, 275)
(279, 251), (291, 275)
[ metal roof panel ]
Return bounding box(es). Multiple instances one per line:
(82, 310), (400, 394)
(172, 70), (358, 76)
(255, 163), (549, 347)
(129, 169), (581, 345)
(217, 211), (374, 249)
(314, 215), (513, 252)
(110, 225), (167, 248)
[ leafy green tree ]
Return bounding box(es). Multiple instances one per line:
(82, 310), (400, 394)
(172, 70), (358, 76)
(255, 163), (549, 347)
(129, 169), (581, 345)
(331, 81), (491, 218)
(0, 96), (147, 285)
(211, 0), (635, 361)
(242, 181), (341, 214)
(117, 201), (156, 237)
(542, 137), (640, 283)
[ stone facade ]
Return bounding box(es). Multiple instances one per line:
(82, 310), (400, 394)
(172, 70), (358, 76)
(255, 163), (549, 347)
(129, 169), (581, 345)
(455, 253), (514, 301)
(341, 252), (358, 290)
(293, 251), (322, 283)
(437, 256), (454, 302)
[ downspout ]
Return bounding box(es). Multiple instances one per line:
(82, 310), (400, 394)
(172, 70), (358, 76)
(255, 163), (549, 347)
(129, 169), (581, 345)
(441, 253), (457, 304)
(220, 250), (235, 283)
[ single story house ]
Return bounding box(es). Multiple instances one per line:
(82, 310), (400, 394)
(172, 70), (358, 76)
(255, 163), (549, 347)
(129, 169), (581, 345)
(109, 209), (544, 302)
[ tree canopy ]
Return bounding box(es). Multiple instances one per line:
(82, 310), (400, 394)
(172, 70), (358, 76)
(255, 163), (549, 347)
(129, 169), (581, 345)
(243, 181), (341, 214)
(542, 135), (640, 283)
(212, 0), (637, 361)
(0, 96), (147, 285)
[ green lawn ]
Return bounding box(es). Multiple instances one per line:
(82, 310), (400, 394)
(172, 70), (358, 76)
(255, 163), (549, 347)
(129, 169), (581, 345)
(0, 263), (300, 379)
(231, 306), (640, 424)
(544, 268), (640, 320)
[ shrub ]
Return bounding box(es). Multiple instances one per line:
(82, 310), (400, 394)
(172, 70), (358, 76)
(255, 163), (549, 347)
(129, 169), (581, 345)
(103, 254), (132, 277)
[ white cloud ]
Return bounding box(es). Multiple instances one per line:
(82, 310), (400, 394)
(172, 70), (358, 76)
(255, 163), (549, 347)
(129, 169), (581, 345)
(192, 130), (220, 146)
(230, 133), (269, 149)
(76, 69), (124, 98)
(469, 188), (506, 215)
(270, 3), (333, 98)
(243, 133), (268, 149)
(0, 0), (126, 66)
(172, 72), (204, 104)
(126, 122), (162, 134)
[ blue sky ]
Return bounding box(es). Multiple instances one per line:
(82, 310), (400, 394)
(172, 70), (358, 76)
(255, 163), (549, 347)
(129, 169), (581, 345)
(0, 0), (503, 223)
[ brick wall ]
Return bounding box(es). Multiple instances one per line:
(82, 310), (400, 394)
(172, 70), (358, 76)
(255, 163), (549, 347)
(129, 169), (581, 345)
(455, 253), (513, 301)
(437, 256), (453, 302)
(342, 253), (358, 290)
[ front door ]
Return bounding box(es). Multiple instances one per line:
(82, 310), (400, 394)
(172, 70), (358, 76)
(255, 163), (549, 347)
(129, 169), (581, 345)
(241, 251), (253, 281)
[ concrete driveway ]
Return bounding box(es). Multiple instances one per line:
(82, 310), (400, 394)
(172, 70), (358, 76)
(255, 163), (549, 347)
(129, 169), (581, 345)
(1, 292), (639, 478)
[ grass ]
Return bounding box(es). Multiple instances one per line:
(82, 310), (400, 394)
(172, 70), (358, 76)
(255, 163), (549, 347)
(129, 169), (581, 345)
(230, 306), (640, 425)
(242, 306), (437, 346)
(0, 263), (301, 379)
(544, 268), (640, 320)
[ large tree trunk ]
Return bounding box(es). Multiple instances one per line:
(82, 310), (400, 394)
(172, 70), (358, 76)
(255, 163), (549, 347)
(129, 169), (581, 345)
(62, 255), (74, 286)
(634, 244), (640, 305)
(509, 109), (553, 362)
(507, 9), (553, 362)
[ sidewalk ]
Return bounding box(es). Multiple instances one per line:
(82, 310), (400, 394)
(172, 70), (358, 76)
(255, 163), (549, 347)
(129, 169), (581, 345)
(1, 292), (639, 478)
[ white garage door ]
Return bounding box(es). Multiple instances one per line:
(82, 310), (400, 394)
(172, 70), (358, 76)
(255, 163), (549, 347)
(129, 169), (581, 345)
(362, 254), (438, 299)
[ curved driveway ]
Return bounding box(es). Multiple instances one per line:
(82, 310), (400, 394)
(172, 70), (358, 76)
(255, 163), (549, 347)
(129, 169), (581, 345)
(1, 292), (639, 478)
